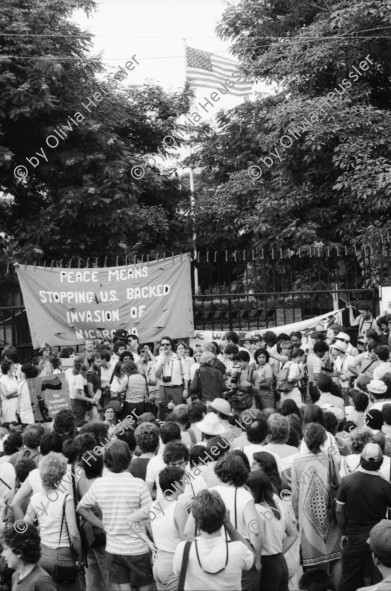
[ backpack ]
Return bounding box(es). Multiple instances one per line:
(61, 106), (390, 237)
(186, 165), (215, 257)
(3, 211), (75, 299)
(276, 364), (295, 393)
(230, 390), (252, 410)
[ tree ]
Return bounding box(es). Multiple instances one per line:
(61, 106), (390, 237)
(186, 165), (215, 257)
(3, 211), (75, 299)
(0, 0), (193, 262)
(190, 0), (391, 256)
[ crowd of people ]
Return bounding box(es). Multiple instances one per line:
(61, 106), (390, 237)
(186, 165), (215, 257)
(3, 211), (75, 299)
(0, 308), (391, 590)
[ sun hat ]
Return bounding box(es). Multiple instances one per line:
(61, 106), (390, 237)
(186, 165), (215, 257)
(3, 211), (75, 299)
(367, 379), (387, 395)
(335, 332), (351, 343)
(196, 412), (225, 436)
(207, 399), (233, 417)
(361, 442), (383, 462)
(331, 340), (348, 353)
(368, 520), (391, 563)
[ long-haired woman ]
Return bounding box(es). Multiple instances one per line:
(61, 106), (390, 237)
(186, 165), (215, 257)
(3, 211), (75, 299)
(247, 470), (297, 591)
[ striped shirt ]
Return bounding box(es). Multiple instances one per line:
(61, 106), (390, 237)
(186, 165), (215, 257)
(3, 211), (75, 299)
(78, 471), (151, 555)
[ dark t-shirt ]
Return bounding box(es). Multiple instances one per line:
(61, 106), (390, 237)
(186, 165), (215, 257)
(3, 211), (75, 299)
(338, 471), (391, 544)
(11, 565), (57, 591)
(129, 457), (150, 481)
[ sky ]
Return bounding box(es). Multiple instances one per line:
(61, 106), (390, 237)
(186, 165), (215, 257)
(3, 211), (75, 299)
(73, 0), (270, 116)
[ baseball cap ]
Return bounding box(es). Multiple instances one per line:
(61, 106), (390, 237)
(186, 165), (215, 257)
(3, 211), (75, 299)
(369, 520), (391, 563)
(361, 442), (383, 462)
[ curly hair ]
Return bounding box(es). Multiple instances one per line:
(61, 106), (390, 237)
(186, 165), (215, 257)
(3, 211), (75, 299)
(254, 348), (270, 364)
(39, 452), (67, 490)
(4, 523), (41, 564)
(163, 441), (189, 465)
(267, 414), (289, 444)
(22, 424), (45, 450)
(79, 421), (109, 445)
(135, 422), (159, 453)
(304, 423), (327, 454)
(214, 454), (249, 488)
(350, 428), (374, 453)
(3, 432), (22, 456)
(192, 490), (226, 534)
(53, 410), (76, 438)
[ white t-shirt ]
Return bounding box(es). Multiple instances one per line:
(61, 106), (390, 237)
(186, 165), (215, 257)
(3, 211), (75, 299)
(173, 536), (253, 591)
(29, 491), (73, 549)
(17, 380), (34, 424)
(64, 368), (84, 400)
(373, 362), (391, 381)
(145, 454), (166, 498)
(257, 496), (288, 555)
(210, 484), (256, 539)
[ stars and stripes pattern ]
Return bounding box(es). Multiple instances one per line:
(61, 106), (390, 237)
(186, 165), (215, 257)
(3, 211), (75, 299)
(186, 46), (253, 97)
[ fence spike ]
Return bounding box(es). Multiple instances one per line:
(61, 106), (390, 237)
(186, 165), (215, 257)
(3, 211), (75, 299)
(68, 258), (72, 268)
(163, 252), (166, 262)
(50, 260), (54, 270)
(86, 258), (90, 268)
(147, 254), (150, 264)
(243, 250), (246, 261)
(206, 251), (209, 262)
(34, 261), (36, 271)
(116, 256), (119, 267)
(156, 253), (159, 262)
(43, 261), (46, 269)
(214, 251), (217, 262)
(104, 257), (107, 267)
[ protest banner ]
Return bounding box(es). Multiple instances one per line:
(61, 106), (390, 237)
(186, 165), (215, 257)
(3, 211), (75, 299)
(16, 254), (194, 347)
(189, 308), (344, 348)
(27, 373), (70, 422)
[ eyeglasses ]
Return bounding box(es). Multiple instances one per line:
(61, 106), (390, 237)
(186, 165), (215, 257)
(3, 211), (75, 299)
(161, 343), (171, 347)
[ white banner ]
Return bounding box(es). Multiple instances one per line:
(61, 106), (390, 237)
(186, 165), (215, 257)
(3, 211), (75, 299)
(190, 308), (344, 347)
(380, 286), (391, 317)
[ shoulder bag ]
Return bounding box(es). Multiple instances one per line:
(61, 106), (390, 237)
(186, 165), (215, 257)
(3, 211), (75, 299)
(177, 541), (192, 591)
(53, 496), (79, 584)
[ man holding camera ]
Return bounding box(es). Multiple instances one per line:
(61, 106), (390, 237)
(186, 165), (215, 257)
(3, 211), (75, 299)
(155, 336), (190, 421)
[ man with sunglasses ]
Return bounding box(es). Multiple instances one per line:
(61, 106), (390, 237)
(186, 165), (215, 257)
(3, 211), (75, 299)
(155, 337), (190, 421)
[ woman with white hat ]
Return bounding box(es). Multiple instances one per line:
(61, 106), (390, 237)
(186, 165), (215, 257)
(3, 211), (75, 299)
(330, 341), (354, 403)
(207, 399), (240, 441)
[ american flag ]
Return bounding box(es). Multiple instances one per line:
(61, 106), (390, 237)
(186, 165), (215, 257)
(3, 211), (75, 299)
(186, 46), (253, 97)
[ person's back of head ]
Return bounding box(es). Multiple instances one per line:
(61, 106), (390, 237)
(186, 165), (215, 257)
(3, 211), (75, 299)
(40, 432), (63, 456)
(192, 490), (226, 534)
(79, 421), (109, 445)
(224, 344), (239, 357)
(105, 440), (131, 473)
(15, 459), (36, 484)
(81, 449), (104, 479)
(303, 404), (325, 428)
(317, 373), (333, 394)
(206, 436), (230, 461)
(236, 350), (250, 363)
(324, 412), (338, 436)
(135, 422), (159, 454)
(22, 424), (45, 450)
(299, 568), (335, 591)
(225, 331), (239, 344)
(188, 401), (207, 424)
(54, 410), (76, 439)
(171, 405), (189, 427)
(62, 438), (81, 464)
(280, 399), (301, 419)
(160, 421), (181, 445)
(365, 409), (384, 431)
(313, 341), (329, 355)
(159, 466), (185, 496)
(382, 403), (391, 426)
(116, 426), (136, 452)
(351, 389), (369, 412)
(376, 345), (390, 362)
(246, 418), (268, 444)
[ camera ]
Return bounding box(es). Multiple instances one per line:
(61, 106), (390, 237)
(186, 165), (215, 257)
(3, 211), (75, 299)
(162, 376), (171, 383)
